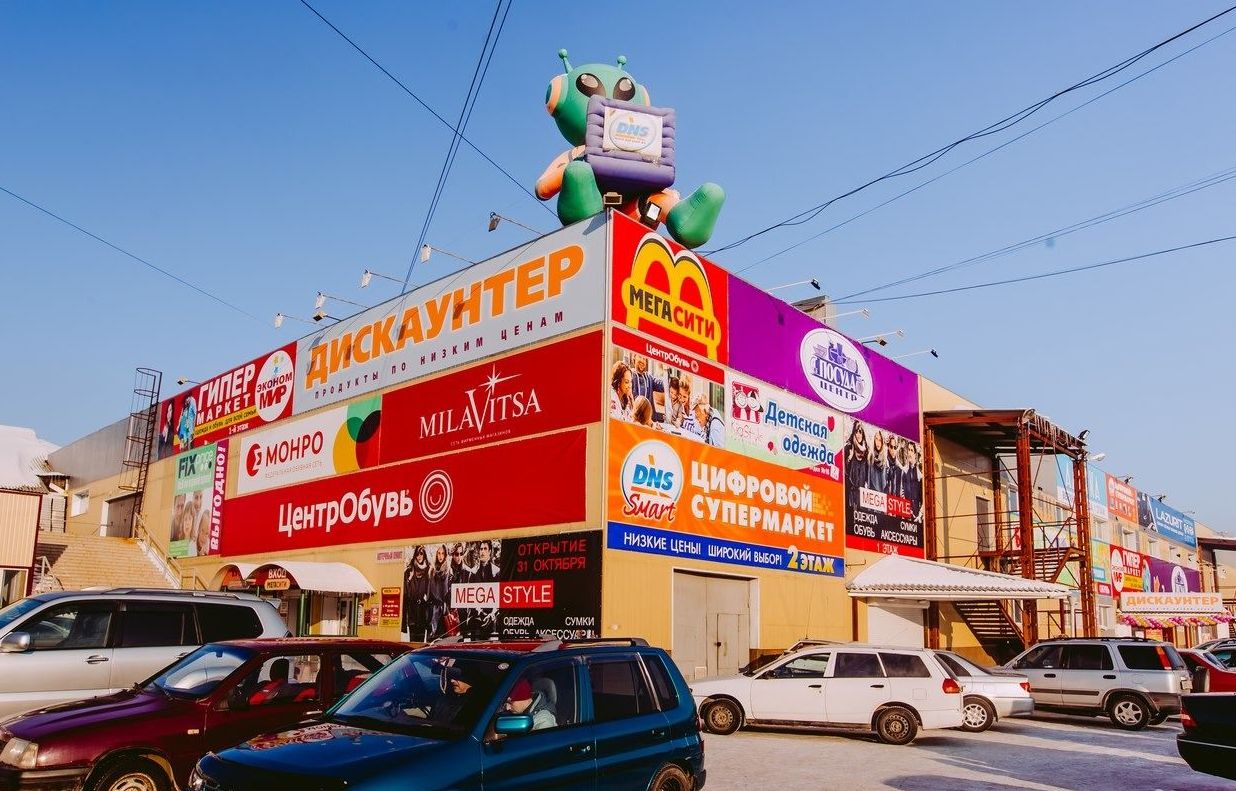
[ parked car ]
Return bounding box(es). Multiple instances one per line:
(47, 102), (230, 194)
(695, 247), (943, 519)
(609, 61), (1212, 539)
(1192, 637), (1236, 654)
(691, 643), (964, 745)
(1177, 692), (1236, 782)
(932, 650), (1034, 732)
(1205, 645), (1236, 668)
(1179, 649), (1236, 693)
(0, 637), (404, 791)
(190, 638), (704, 791)
(0, 588), (289, 721)
(1005, 637), (1191, 730)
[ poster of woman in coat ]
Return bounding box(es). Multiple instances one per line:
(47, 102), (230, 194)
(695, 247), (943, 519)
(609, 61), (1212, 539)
(843, 419), (925, 557)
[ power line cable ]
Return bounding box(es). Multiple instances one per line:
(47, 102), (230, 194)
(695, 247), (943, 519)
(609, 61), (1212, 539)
(0, 184), (262, 323)
(404, 0), (510, 289)
(704, 5), (1236, 256)
(832, 234), (1236, 304)
(835, 164), (1236, 301)
(736, 20), (1236, 276)
(297, 0), (552, 217)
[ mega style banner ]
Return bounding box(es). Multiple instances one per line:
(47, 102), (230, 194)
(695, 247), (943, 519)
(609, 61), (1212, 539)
(170, 441), (228, 558)
(1105, 474), (1139, 524)
(606, 421), (845, 577)
(392, 530), (601, 642)
(608, 326), (726, 445)
(610, 212), (729, 363)
(842, 419), (925, 557)
(382, 331), (602, 465)
(222, 429), (587, 556)
(1110, 545), (1149, 593)
(1137, 492), (1197, 548)
(1145, 556), (1201, 594)
(236, 398), (382, 496)
(293, 217), (606, 414)
(726, 277), (921, 441)
(725, 371), (844, 483)
(156, 344), (296, 459)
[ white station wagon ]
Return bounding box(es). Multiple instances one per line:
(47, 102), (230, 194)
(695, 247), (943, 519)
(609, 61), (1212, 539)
(690, 643), (964, 744)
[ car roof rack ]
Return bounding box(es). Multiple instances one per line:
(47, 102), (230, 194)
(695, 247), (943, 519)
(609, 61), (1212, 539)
(1040, 636), (1157, 642)
(532, 637), (650, 652)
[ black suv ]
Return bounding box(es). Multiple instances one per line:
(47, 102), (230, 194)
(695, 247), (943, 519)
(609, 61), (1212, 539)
(191, 638), (704, 791)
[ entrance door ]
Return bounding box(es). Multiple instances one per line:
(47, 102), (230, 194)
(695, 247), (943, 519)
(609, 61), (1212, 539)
(672, 572), (752, 680)
(866, 604), (926, 647)
(102, 494), (138, 538)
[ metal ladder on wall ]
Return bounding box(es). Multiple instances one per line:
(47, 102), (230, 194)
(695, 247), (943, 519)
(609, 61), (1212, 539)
(118, 367), (162, 533)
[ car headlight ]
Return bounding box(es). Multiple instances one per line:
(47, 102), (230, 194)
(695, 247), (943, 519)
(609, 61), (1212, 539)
(0, 737), (38, 769)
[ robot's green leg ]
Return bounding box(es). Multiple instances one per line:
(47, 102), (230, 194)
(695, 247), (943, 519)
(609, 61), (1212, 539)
(666, 182), (726, 249)
(557, 160), (605, 225)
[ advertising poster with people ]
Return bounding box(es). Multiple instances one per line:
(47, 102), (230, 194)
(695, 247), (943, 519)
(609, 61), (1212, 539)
(725, 372), (844, 483)
(608, 326), (726, 447)
(1136, 492), (1198, 548)
(606, 420), (846, 577)
(1146, 556), (1201, 593)
(393, 531), (601, 642)
(842, 419), (925, 557)
(170, 441), (228, 558)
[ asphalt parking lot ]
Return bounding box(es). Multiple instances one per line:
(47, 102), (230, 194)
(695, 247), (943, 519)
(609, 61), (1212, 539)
(703, 714), (1234, 791)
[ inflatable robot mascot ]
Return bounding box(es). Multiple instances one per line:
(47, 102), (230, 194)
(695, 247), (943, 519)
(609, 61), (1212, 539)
(536, 50), (725, 249)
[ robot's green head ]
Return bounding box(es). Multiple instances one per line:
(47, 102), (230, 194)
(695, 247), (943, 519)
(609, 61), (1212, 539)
(545, 50), (651, 146)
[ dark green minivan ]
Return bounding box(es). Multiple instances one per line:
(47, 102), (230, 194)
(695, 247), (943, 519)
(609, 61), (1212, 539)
(190, 638), (705, 791)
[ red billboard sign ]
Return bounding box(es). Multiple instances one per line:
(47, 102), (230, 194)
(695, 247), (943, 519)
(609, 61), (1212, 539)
(380, 332), (602, 464)
(222, 429), (587, 556)
(155, 343), (297, 458)
(1105, 474), (1139, 524)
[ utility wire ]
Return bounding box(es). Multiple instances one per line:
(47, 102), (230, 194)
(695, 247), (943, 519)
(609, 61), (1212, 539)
(404, 0), (510, 289)
(835, 165), (1236, 301)
(736, 20), (1236, 276)
(831, 234), (1236, 304)
(297, 0), (552, 217)
(704, 4), (1236, 256)
(0, 184), (262, 323)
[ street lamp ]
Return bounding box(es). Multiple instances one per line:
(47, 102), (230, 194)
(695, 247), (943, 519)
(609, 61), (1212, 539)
(312, 310), (340, 323)
(488, 212), (543, 235)
(315, 292), (368, 311)
(420, 244), (476, 265)
(892, 348), (938, 361)
(769, 278), (821, 293)
(176, 377), (199, 386)
(858, 330), (904, 346)
(273, 313), (314, 329)
(830, 308), (871, 321)
(360, 269), (402, 289)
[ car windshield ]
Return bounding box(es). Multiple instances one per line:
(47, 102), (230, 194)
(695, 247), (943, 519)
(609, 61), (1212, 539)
(937, 651), (992, 677)
(0, 597), (45, 632)
(146, 644), (253, 698)
(329, 652), (509, 738)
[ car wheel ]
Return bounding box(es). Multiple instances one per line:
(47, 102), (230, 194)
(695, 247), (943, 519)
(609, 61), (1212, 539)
(1108, 694), (1150, 730)
(960, 696), (996, 733)
(89, 758), (170, 791)
(649, 764), (692, 791)
(701, 699), (742, 735)
(875, 706), (919, 745)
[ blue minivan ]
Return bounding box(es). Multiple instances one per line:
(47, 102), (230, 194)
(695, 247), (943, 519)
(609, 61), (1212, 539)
(189, 638), (705, 791)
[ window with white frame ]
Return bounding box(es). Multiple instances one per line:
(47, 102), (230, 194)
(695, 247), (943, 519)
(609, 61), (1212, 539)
(70, 491), (90, 517)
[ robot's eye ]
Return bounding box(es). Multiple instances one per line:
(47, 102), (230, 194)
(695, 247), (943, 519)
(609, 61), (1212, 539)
(614, 77), (636, 101)
(575, 72), (605, 98)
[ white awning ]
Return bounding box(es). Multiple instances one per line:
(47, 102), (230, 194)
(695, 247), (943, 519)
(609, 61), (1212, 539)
(249, 561), (375, 595)
(847, 554), (1071, 601)
(211, 563), (259, 590)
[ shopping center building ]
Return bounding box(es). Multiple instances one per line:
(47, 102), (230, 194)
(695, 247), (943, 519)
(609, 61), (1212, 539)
(26, 211), (1232, 677)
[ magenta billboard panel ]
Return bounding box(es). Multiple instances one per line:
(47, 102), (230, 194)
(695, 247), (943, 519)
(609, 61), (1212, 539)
(1145, 556), (1201, 594)
(727, 278), (921, 441)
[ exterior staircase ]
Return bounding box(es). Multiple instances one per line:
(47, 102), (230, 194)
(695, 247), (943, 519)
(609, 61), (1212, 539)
(33, 533), (178, 591)
(949, 600), (1025, 664)
(1000, 547), (1075, 583)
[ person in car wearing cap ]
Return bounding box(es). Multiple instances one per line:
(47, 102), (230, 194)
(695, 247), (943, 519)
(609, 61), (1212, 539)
(502, 678), (556, 730)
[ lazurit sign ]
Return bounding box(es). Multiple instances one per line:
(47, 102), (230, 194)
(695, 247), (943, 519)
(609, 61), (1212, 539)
(606, 420), (845, 577)
(293, 217), (606, 414)
(380, 331), (602, 464)
(610, 212), (729, 363)
(222, 429), (587, 556)
(1120, 592), (1224, 613)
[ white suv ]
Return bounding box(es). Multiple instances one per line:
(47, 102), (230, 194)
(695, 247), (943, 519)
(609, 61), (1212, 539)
(0, 588), (288, 719)
(690, 643), (964, 745)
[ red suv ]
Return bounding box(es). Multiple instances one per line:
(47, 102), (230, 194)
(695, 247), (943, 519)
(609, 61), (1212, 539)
(0, 637), (406, 791)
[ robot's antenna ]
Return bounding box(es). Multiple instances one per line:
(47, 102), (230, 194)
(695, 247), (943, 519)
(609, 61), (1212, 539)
(558, 48), (572, 73)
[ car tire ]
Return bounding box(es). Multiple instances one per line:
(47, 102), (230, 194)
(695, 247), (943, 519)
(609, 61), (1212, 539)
(89, 757), (171, 791)
(701, 698), (743, 735)
(960, 696), (996, 733)
(1108, 694), (1150, 730)
(649, 764), (693, 791)
(875, 706), (919, 745)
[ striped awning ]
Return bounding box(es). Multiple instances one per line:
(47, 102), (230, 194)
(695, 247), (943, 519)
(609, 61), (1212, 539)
(1119, 613), (1235, 628)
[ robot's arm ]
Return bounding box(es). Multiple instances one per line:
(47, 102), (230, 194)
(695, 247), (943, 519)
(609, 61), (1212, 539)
(535, 146), (585, 200)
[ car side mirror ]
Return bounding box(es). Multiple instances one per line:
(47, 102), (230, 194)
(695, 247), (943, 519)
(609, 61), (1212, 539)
(494, 714), (534, 736)
(0, 632), (31, 653)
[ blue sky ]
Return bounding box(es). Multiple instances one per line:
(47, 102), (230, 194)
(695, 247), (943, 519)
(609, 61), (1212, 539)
(1, 2), (1232, 529)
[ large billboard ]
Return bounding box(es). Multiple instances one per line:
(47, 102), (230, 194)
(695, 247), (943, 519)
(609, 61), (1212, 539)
(236, 398), (382, 496)
(842, 419), (925, 557)
(1145, 556), (1201, 594)
(391, 530), (601, 642)
(726, 277), (921, 441)
(294, 218), (606, 414)
(608, 326), (726, 444)
(222, 429), (587, 556)
(382, 331), (602, 464)
(156, 344), (296, 459)
(1110, 545), (1149, 594)
(1137, 492), (1197, 548)
(610, 212), (729, 363)
(1105, 474), (1139, 524)
(606, 421), (845, 577)
(170, 441), (228, 558)
(724, 372), (844, 483)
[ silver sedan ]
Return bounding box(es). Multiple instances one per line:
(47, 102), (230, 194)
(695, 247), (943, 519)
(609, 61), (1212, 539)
(934, 650), (1034, 732)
